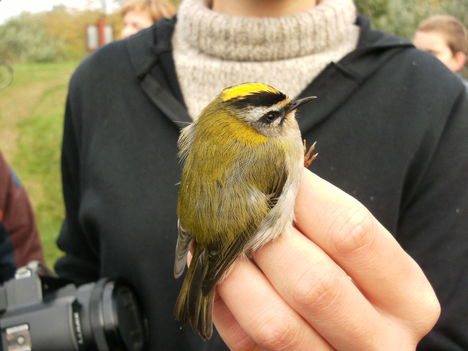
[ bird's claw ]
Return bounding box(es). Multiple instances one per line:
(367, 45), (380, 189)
(304, 140), (318, 168)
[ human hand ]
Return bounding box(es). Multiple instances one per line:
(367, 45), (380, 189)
(213, 169), (440, 350)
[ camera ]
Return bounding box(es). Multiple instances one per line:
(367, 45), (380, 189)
(0, 262), (146, 351)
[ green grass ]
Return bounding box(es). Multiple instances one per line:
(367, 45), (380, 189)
(0, 61), (77, 267)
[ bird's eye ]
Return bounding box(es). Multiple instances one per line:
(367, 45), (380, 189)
(261, 111), (280, 123)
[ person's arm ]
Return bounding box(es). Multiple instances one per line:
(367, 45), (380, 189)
(0, 153), (44, 282)
(54, 95), (99, 284)
(397, 89), (468, 350)
(213, 169), (441, 351)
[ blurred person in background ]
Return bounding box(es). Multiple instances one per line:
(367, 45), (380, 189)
(413, 14), (468, 88)
(0, 152), (44, 283)
(120, 0), (176, 39)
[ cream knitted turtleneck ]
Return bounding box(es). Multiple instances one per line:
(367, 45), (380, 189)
(172, 0), (360, 119)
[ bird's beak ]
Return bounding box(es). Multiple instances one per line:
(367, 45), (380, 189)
(286, 96), (317, 114)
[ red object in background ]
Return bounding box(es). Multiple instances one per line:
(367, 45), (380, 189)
(87, 17), (114, 51)
(98, 16), (107, 47)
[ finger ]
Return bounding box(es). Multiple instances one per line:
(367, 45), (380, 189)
(295, 170), (438, 321)
(216, 257), (333, 351)
(212, 292), (258, 351)
(254, 226), (388, 351)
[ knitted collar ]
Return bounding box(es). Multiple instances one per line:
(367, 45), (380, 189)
(176, 0), (357, 61)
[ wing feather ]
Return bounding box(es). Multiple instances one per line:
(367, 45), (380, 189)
(174, 222), (192, 278)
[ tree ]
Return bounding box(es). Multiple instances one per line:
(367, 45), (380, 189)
(357, 0), (467, 40)
(0, 13), (60, 63)
(0, 6), (123, 63)
(41, 7), (102, 61)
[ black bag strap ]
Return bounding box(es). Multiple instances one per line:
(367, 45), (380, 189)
(139, 73), (192, 129)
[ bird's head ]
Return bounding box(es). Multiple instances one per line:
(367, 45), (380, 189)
(218, 83), (316, 137)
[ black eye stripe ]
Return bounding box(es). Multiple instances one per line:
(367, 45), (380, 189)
(228, 91), (287, 108)
(260, 111), (282, 124)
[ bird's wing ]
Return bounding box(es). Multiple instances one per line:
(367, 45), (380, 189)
(201, 233), (249, 295)
(200, 143), (288, 293)
(174, 123), (196, 279)
(174, 221), (192, 278)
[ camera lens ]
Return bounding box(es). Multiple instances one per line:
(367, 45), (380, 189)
(89, 279), (146, 351)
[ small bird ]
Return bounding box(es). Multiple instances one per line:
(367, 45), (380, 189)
(174, 82), (316, 339)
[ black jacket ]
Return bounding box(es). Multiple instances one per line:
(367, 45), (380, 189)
(56, 16), (468, 350)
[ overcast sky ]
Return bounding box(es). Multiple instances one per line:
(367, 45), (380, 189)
(0, 0), (120, 24)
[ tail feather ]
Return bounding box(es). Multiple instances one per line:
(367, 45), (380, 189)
(174, 248), (214, 340)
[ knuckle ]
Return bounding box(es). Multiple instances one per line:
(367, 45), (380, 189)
(254, 314), (299, 350)
(291, 266), (340, 312)
(427, 297), (442, 327)
(412, 293), (441, 334)
(229, 335), (257, 351)
(332, 205), (376, 255)
(386, 291), (441, 347)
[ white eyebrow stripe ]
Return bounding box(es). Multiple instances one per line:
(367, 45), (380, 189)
(243, 100), (289, 123)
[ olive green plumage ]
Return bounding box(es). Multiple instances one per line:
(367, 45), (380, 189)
(174, 83), (315, 340)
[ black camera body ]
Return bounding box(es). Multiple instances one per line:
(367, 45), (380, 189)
(0, 262), (146, 351)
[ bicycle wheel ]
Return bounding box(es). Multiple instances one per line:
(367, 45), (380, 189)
(0, 62), (14, 89)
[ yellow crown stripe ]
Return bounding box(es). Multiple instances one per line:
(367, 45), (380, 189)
(221, 83), (281, 102)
